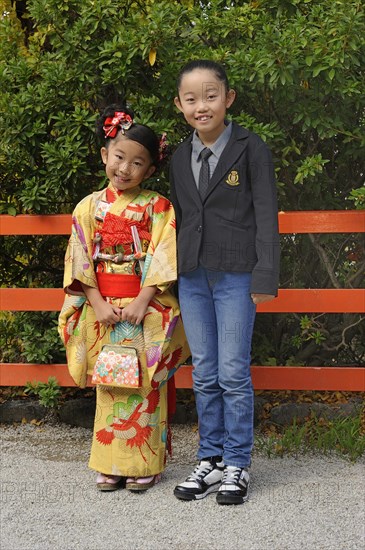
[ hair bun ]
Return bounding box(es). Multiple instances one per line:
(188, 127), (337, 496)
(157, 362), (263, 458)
(102, 103), (134, 120)
(96, 103), (135, 143)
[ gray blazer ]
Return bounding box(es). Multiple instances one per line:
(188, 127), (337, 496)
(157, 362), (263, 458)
(169, 122), (280, 295)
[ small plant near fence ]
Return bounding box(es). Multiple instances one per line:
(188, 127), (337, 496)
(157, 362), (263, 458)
(24, 376), (61, 410)
(255, 409), (365, 463)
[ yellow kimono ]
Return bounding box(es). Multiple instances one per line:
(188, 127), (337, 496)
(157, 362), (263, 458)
(58, 183), (189, 477)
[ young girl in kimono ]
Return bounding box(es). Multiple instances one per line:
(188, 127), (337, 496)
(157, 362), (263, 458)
(58, 104), (188, 492)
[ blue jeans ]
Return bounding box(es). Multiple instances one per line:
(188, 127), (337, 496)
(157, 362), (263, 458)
(178, 267), (256, 468)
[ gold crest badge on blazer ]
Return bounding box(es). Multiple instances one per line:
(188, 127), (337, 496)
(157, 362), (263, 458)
(226, 170), (240, 186)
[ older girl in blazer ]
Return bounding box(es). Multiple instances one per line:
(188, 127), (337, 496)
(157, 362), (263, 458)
(170, 60), (280, 505)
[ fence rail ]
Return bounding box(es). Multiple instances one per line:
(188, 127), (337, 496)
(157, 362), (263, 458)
(1, 211), (364, 391)
(1, 211), (364, 235)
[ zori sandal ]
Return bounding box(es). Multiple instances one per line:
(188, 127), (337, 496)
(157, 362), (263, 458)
(96, 473), (124, 491)
(125, 474), (161, 492)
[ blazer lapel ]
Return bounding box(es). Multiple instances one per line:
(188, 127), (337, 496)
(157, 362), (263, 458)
(204, 123), (249, 201)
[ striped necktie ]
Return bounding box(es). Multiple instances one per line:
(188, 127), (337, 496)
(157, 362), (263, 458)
(198, 147), (213, 199)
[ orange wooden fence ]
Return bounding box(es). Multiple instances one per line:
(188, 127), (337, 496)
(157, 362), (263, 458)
(0, 211), (364, 391)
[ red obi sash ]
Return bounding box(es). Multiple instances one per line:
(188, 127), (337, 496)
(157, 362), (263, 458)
(96, 273), (141, 298)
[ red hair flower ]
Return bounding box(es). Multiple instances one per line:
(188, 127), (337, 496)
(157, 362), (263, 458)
(159, 132), (168, 161)
(103, 111), (133, 138)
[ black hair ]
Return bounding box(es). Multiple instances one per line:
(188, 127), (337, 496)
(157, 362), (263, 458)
(176, 60), (230, 92)
(96, 103), (160, 166)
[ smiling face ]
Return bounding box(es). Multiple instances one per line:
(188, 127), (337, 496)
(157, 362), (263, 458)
(101, 134), (156, 191)
(174, 68), (236, 145)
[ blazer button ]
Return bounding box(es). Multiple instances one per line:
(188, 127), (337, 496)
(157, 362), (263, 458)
(197, 225), (202, 232)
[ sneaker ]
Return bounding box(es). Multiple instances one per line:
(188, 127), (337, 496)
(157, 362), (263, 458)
(216, 466), (250, 505)
(174, 456), (225, 501)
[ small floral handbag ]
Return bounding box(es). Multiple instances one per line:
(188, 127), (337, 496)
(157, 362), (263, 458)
(91, 345), (140, 388)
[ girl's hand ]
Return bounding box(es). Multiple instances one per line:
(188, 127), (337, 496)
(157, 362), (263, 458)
(251, 293), (275, 305)
(121, 285), (157, 325)
(94, 300), (121, 326)
(80, 283), (121, 326)
(121, 297), (149, 325)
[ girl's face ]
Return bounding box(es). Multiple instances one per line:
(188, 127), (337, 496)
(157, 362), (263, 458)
(174, 68), (236, 144)
(101, 134), (155, 191)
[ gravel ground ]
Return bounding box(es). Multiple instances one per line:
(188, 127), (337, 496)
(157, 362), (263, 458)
(1, 422), (364, 550)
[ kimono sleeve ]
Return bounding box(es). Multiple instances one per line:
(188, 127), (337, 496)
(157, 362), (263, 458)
(169, 163), (182, 232)
(63, 196), (98, 295)
(141, 196), (177, 293)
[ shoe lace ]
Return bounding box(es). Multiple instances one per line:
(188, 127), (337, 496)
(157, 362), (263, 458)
(188, 462), (214, 481)
(222, 467), (242, 484)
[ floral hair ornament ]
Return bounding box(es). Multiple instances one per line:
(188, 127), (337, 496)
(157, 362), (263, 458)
(159, 132), (168, 161)
(103, 111), (133, 138)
